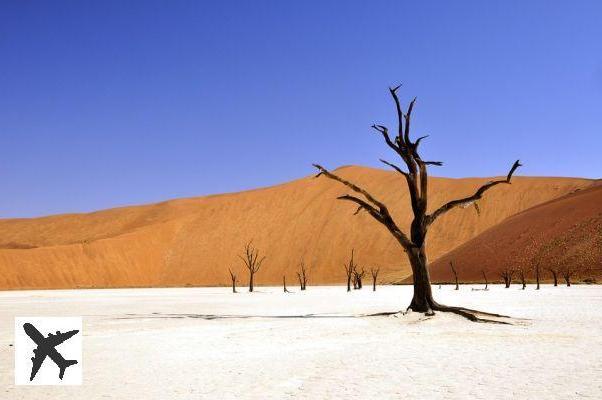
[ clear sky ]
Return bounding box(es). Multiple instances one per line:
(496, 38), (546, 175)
(1, 1), (601, 218)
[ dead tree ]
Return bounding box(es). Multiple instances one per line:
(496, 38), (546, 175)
(228, 268), (237, 293)
(561, 266), (574, 287)
(370, 267), (380, 291)
(353, 267), (365, 290)
(297, 259), (309, 290)
(535, 263), (541, 290)
(482, 270), (488, 290)
(239, 241), (265, 292)
(283, 275), (290, 293)
(450, 261), (459, 290)
(314, 85), (521, 322)
(344, 250), (356, 292)
(548, 268), (559, 286)
(518, 268), (527, 290)
(500, 269), (514, 288)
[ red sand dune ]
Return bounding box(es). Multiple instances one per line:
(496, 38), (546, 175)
(0, 166), (595, 290)
(429, 182), (602, 284)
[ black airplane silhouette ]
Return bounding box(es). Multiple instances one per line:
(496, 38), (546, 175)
(23, 322), (79, 381)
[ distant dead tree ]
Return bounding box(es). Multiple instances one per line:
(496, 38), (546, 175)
(313, 85), (521, 322)
(239, 241), (265, 292)
(297, 259), (309, 290)
(548, 267), (559, 286)
(561, 266), (574, 287)
(283, 275), (290, 293)
(482, 270), (488, 290)
(370, 267), (380, 291)
(535, 263), (541, 290)
(228, 268), (237, 293)
(353, 267), (365, 290)
(344, 250), (356, 292)
(517, 268), (527, 290)
(450, 261), (459, 290)
(500, 268), (514, 288)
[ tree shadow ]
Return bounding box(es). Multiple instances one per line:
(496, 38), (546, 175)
(113, 310), (402, 321)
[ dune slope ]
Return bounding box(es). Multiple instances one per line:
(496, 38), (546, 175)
(0, 166), (594, 289)
(428, 182), (602, 283)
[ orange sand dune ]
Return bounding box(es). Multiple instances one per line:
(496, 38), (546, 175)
(0, 166), (594, 289)
(429, 182), (602, 283)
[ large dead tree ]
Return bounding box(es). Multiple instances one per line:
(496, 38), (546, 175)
(370, 267), (380, 291)
(228, 268), (237, 293)
(314, 86), (520, 322)
(344, 250), (356, 292)
(450, 261), (459, 290)
(239, 241), (265, 292)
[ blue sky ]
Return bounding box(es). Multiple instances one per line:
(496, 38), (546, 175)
(1, 1), (601, 217)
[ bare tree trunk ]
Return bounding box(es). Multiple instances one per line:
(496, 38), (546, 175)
(370, 267), (380, 292)
(408, 248), (436, 314)
(450, 261), (459, 290)
(249, 273), (254, 292)
(482, 270), (488, 290)
(535, 264), (540, 290)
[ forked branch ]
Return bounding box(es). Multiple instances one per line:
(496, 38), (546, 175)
(427, 160), (522, 225)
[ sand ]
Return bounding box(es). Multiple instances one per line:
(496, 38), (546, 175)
(430, 182), (602, 283)
(0, 166), (594, 289)
(1, 285), (601, 399)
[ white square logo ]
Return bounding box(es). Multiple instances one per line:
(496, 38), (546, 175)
(14, 317), (82, 385)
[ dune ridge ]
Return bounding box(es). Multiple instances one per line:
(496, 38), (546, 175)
(0, 166), (594, 289)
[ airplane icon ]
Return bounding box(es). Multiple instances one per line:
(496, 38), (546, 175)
(23, 322), (79, 381)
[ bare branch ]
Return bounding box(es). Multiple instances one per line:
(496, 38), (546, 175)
(428, 160), (522, 225)
(313, 164), (387, 210)
(371, 124), (400, 154)
(379, 159), (408, 177)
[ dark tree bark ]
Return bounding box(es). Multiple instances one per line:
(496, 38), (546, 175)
(500, 269), (514, 288)
(344, 250), (356, 292)
(549, 268), (559, 286)
(535, 263), (541, 290)
(228, 268), (237, 293)
(450, 261), (459, 290)
(482, 270), (488, 290)
(314, 86), (521, 322)
(370, 267), (380, 291)
(239, 241), (265, 293)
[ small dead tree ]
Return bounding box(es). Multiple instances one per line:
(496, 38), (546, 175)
(561, 266), (574, 287)
(297, 259), (309, 290)
(482, 270), (488, 290)
(344, 250), (356, 292)
(517, 267), (527, 290)
(370, 267), (380, 291)
(283, 275), (290, 293)
(228, 268), (237, 293)
(239, 241), (265, 292)
(548, 268), (559, 286)
(500, 268), (514, 288)
(450, 261), (459, 290)
(353, 267), (365, 290)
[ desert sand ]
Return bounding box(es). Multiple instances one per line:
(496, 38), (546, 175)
(1, 286), (601, 399)
(0, 166), (594, 290)
(430, 181), (602, 283)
